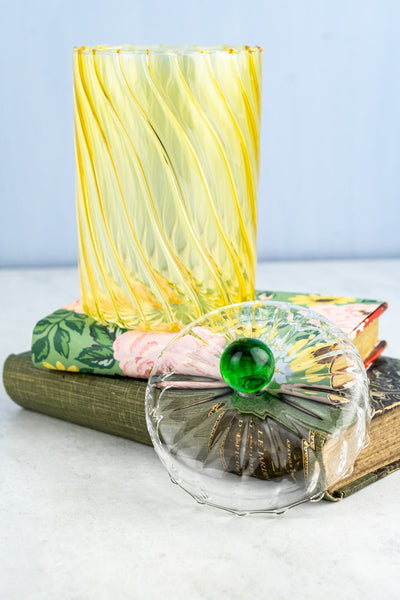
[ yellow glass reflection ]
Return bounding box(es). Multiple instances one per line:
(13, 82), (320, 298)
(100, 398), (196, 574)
(74, 45), (262, 330)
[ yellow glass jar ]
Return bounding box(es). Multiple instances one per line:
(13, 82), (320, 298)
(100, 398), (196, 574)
(74, 45), (262, 330)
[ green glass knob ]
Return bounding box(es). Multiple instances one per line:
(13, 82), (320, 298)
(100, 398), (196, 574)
(220, 338), (275, 394)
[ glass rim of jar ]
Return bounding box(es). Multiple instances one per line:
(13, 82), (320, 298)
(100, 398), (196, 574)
(73, 44), (263, 56)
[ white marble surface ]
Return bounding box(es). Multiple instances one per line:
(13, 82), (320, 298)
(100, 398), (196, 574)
(1, 260), (400, 600)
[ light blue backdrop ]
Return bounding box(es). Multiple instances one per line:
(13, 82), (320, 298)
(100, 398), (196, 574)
(1, 0), (399, 267)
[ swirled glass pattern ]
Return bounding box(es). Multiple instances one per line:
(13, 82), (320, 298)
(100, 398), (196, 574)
(74, 45), (262, 330)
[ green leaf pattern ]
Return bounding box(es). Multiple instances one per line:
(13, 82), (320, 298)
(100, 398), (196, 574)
(64, 318), (85, 334)
(31, 308), (125, 376)
(32, 337), (50, 362)
(53, 326), (70, 358)
(77, 346), (116, 369)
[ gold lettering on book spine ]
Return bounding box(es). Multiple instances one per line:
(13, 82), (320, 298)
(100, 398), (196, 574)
(248, 419), (256, 474)
(302, 431), (316, 481)
(287, 439), (295, 477)
(257, 427), (269, 480)
(234, 418), (244, 474)
(219, 427), (231, 471)
(207, 410), (226, 451)
(207, 402), (225, 417)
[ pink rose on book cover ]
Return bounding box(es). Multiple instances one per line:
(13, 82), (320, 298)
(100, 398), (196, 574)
(309, 303), (378, 334)
(113, 327), (225, 382)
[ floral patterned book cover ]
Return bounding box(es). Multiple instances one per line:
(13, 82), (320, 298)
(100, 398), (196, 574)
(31, 291), (387, 378)
(256, 291), (387, 340)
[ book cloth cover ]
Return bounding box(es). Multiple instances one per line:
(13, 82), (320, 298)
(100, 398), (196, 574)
(3, 354), (399, 501)
(31, 291), (387, 378)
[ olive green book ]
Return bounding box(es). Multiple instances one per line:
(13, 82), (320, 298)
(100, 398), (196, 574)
(3, 353), (400, 500)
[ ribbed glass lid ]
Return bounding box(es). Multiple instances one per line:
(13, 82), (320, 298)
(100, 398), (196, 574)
(146, 301), (370, 515)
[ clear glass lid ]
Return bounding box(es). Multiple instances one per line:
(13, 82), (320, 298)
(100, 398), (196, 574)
(146, 301), (371, 514)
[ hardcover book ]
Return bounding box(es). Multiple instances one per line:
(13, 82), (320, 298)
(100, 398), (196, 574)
(327, 355), (400, 499)
(30, 291), (387, 378)
(3, 353), (400, 501)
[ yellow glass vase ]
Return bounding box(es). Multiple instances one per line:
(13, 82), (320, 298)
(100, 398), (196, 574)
(73, 45), (262, 331)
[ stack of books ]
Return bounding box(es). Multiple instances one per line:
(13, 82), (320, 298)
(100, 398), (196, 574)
(3, 290), (399, 501)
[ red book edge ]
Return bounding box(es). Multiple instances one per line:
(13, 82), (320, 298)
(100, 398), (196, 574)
(350, 301), (388, 340)
(364, 340), (388, 370)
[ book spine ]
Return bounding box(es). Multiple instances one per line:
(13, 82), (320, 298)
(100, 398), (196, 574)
(324, 458), (400, 501)
(4, 353), (326, 488)
(3, 353), (152, 446)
